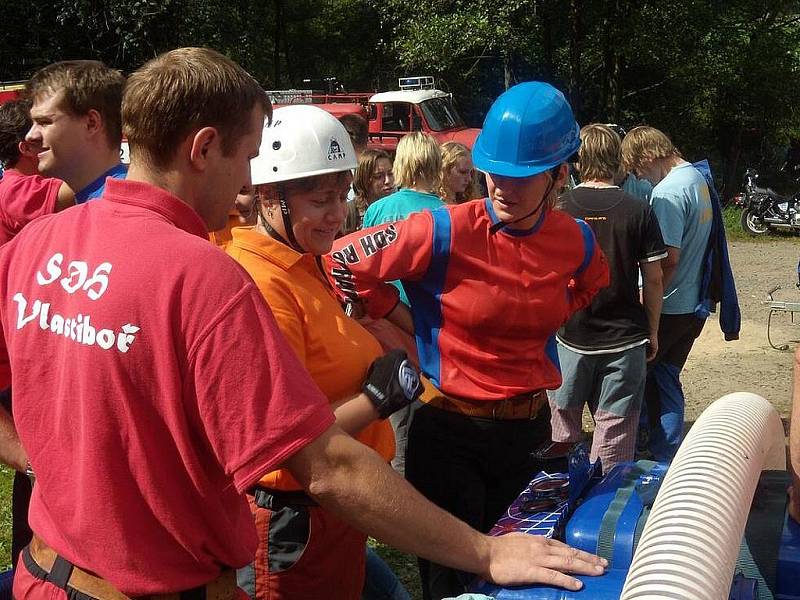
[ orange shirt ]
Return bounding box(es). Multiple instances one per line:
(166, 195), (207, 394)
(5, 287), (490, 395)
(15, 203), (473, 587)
(227, 227), (395, 491)
(208, 211), (242, 251)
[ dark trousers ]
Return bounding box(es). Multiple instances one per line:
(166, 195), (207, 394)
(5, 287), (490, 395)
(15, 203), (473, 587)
(405, 403), (551, 600)
(12, 472), (33, 565)
(0, 386), (32, 567)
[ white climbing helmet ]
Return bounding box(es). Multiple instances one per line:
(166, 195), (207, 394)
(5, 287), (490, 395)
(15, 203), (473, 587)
(251, 104), (358, 186)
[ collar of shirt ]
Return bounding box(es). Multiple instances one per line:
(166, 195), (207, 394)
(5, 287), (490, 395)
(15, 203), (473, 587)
(102, 178), (209, 240)
(75, 163), (128, 204)
(482, 197), (547, 237)
(575, 182), (619, 189)
(229, 225), (316, 272)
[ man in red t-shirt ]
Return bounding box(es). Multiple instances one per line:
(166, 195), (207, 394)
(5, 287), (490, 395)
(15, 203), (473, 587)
(0, 99), (74, 245)
(0, 97), (75, 567)
(0, 48), (605, 600)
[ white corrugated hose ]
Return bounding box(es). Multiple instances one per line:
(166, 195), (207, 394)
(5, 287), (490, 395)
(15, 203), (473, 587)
(620, 392), (784, 600)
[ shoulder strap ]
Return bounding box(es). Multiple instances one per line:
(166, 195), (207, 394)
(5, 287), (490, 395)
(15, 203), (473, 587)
(596, 460), (656, 561)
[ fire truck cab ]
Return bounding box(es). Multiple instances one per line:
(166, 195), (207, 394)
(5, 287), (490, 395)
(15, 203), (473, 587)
(366, 76), (479, 151)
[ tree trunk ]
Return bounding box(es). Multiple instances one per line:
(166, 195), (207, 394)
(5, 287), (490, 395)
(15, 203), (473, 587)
(273, 0), (283, 86)
(600, 0), (624, 122)
(721, 126), (743, 202)
(281, 7), (292, 85)
(503, 53), (513, 90)
(567, 0), (584, 120)
(539, 0), (555, 79)
(608, 47), (622, 122)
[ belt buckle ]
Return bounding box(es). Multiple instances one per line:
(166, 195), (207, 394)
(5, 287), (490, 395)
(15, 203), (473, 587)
(528, 392), (537, 420)
(491, 399), (506, 420)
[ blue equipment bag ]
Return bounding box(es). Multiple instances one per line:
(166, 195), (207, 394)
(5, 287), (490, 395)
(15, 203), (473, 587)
(473, 460), (665, 599)
(472, 463), (797, 599)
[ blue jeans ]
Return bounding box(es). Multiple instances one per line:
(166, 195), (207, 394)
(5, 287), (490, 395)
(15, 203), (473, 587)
(641, 313), (705, 461)
(362, 547), (411, 600)
(643, 362), (684, 460)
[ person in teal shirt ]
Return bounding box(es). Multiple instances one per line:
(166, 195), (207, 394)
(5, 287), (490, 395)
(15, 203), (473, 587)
(361, 131), (445, 305)
(362, 186), (443, 229)
(621, 172), (653, 203)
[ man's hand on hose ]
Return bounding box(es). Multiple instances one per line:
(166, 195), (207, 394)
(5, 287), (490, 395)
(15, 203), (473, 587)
(362, 349), (422, 419)
(482, 533), (607, 590)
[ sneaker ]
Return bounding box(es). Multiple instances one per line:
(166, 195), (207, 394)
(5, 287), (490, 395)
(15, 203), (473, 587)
(532, 441), (580, 461)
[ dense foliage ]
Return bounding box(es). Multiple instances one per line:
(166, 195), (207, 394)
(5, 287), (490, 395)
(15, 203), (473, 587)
(2, 0), (800, 197)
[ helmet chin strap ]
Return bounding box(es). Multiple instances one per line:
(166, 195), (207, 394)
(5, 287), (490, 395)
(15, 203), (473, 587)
(489, 170), (557, 235)
(258, 185), (306, 253)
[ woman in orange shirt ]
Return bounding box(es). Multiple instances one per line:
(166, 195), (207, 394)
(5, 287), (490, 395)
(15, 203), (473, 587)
(227, 105), (418, 600)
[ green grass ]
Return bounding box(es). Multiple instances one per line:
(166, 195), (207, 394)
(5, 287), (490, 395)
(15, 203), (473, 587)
(369, 538), (423, 599)
(723, 205), (748, 241)
(0, 466), (12, 569)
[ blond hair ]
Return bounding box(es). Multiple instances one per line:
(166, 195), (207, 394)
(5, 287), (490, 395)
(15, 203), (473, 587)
(27, 60), (125, 148)
(123, 47), (270, 169)
(439, 141), (478, 204)
(393, 132), (441, 190)
(577, 124), (622, 182)
(621, 126), (681, 173)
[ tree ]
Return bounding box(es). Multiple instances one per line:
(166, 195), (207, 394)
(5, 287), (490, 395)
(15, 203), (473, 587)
(3, 0), (799, 196)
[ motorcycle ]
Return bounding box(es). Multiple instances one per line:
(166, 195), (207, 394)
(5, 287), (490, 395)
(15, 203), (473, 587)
(736, 168), (800, 236)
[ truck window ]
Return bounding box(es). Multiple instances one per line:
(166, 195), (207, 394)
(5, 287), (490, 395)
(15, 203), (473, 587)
(382, 102), (411, 132)
(411, 108), (422, 131)
(420, 97), (465, 131)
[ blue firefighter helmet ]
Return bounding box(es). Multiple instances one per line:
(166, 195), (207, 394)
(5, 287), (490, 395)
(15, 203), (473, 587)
(472, 81), (580, 178)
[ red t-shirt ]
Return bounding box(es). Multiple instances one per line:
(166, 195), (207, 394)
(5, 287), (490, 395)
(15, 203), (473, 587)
(0, 169), (61, 245)
(0, 178), (335, 594)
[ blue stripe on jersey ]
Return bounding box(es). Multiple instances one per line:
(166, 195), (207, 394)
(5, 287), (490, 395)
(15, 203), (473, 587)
(404, 208), (452, 388)
(545, 334), (560, 374)
(575, 219), (595, 275)
(484, 197), (500, 226)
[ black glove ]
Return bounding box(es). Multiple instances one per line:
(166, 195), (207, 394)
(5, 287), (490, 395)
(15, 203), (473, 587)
(362, 350), (422, 419)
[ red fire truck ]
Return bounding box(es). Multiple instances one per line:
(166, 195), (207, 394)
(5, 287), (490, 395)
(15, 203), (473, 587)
(268, 76), (480, 151)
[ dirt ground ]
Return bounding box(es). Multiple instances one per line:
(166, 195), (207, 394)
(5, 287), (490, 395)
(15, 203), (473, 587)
(681, 238), (799, 423)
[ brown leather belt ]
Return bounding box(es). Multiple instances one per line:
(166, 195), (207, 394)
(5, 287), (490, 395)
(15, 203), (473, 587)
(419, 377), (546, 420)
(27, 535), (237, 600)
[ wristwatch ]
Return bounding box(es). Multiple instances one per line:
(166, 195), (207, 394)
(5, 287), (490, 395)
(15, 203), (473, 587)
(24, 460), (35, 482)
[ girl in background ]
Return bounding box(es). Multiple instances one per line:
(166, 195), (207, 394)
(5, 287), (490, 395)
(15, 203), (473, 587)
(439, 141), (478, 204)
